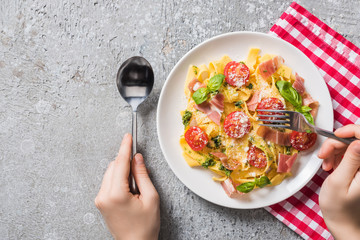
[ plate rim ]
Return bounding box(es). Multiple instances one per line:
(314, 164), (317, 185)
(156, 31), (333, 209)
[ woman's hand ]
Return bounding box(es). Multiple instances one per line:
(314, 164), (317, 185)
(95, 134), (160, 240)
(318, 124), (360, 240)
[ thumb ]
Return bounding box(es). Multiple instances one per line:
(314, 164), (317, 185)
(132, 153), (158, 201)
(331, 140), (360, 187)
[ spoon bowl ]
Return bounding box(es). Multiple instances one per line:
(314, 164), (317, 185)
(117, 57), (154, 110)
(116, 56), (154, 193)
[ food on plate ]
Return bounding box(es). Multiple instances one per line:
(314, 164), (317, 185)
(179, 48), (319, 197)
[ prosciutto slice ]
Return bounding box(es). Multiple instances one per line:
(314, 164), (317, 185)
(277, 153), (298, 173)
(194, 93), (224, 126)
(290, 73), (319, 119)
(258, 56), (284, 80)
(302, 93), (319, 118)
(221, 178), (238, 198)
(194, 101), (213, 118)
(211, 151), (235, 169)
(293, 73), (305, 95)
(256, 126), (292, 146)
(188, 78), (206, 93)
(209, 93), (225, 113)
(246, 91), (261, 111)
(210, 152), (227, 161)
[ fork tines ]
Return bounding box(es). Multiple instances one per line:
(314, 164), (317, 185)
(258, 124), (292, 129)
(256, 109), (292, 129)
(256, 114), (288, 119)
(256, 118), (291, 124)
(256, 109), (292, 113)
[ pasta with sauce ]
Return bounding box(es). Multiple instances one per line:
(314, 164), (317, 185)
(180, 48), (319, 197)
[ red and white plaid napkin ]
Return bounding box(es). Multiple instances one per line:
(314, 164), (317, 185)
(264, 2), (360, 239)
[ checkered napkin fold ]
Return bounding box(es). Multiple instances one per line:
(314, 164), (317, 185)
(264, 2), (360, 240)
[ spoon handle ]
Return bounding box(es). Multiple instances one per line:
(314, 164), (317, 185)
(130, 110), (139, 194)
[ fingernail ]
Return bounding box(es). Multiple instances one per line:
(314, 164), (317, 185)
(317, 148), (323, 158)
(322, 162), (327, 170)
(334, 128), (344, 137)
(135, 154), (144, 165)
(334, 127), (343, 132)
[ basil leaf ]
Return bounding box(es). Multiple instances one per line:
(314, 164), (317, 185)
(192, 88), (209, 104)
(276, 81), (302, 107)
(207, 74), (225, 92)
(301, 111), (314, 125)
(294, 105), (314, 125)
(297, 105), (312, 112)
(236, 181), (256, 193)
(255, 176), (271, 188)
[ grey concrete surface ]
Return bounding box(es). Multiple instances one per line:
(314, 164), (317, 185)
(1, 0), (359, 239)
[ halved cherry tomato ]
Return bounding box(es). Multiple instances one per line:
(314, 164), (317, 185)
(247, 146), (267, 168)
(257, 97), (285, 124)
(185, 126), (209, 151)
(223, 111), (251, 139)
(290, 131), (317, 151)
(224, 61), (250, 88)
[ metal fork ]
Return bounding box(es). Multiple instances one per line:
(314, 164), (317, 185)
(257, 109), (357, 145)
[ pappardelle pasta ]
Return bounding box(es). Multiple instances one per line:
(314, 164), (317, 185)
(180, 48), (319, 197)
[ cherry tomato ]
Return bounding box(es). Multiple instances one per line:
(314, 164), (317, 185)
(247, 146), (267, 168)
(185, 126), (209, 151)
(224, 61), (250, 88)
(223, 111), (251, 139)
(257, 97), (285, 124)
(290, 131), (317, 151)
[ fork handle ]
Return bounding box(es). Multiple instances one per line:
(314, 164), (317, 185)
(316, 128), (358, 145)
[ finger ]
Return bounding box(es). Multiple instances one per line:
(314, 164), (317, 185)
(322, 155), (336, 171)
(322, 161), (331, 171)
(318, 138), (347, 159)
(331, 140), (360, 187)
(335, 124), (360, 139)
(322, 153), (345, 171)
(112, 133), (133, 183)
(98, 161), (115, 195)
(132, 153), (159, 202)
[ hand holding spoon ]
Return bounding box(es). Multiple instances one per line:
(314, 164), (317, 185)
(116, 56), (154, 194)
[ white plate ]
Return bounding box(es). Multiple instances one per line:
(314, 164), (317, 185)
(157, 32), (333, 209)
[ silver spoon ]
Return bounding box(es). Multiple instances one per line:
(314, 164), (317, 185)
(116, 56), (154, 194)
